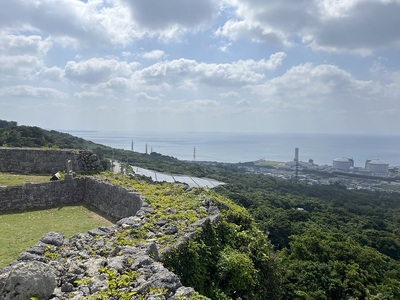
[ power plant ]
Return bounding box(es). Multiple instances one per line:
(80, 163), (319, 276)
(365, 159), (389, 175)
(283, 148), (393, 177)
(332, 157), (354, 171)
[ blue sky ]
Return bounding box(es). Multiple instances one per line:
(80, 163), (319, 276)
(1, 0), (400, 134)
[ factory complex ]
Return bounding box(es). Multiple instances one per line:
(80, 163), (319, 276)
(332, 157), (390, 175)
(282, 157), (396, 177)
(279, 148), (398, 177)
(241, 154), (400, 193)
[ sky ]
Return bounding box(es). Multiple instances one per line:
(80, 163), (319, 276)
(0, 0), (400, 134)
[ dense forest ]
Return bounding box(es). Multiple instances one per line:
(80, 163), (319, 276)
(2, 120), (400, 299)
(213, 173), (400, 299)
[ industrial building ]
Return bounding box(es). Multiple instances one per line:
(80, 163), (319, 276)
(365, 159), (389, 175)
(332, 157), (354, 171)
(282, 148), (394, 178)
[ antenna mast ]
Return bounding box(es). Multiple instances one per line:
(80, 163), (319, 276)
(294, 147), (299, 180)
(193, 146), (196, 162)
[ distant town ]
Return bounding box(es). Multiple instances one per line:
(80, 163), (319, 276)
(123, 146), (400, 193)
(220, 148), (400, 193)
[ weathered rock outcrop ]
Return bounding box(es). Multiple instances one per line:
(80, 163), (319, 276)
(1, 261), (57, 300)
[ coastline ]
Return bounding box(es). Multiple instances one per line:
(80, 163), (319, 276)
(62, 130), (400, 167)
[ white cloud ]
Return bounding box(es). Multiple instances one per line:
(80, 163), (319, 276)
(0, 85), (68, 99)
(97, 77), (130, 91)
(141, 50), (166, 60)
(258, 63), (388, 113)
(135, 59), (197, 85)
(35, 67), (64, 81)
(219, 0), (400, 54)
(216, 17), (287, 46)
(0, 34), (52, 56)
(0, 33), (52, 77)
(135, 53), (285, 88)
(258, 52), (287, 70)
(0, 0), (136, 47)
(74, 91), (103, 99)
(218, 42), (232, 53)
(0, 55), (42, 78)
(135, 92), (160, 101)
(220, 91), (240, 98)
(236, 98), (250, 106)
(64, 58), (139, 84)
(70, 76), (133, 101)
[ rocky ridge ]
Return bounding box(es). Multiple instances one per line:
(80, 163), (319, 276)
(0, 180), (221, 300)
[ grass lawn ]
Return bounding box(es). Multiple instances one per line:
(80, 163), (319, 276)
(256, 160), (284, 167)
(0, 173), (51, 186)
(0, 205), (112, 268)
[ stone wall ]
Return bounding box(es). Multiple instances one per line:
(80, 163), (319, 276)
(0, 178), (142, 221)
(0, 148), (103, 174)
(0, 189), (220, 300)
(0, 180), (85, 213)
(84, 178), (143, 221)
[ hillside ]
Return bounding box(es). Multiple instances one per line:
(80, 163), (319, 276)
(0, 120), (208, 176)
(213, 173), (400, 299)
(2, 120), (400, 299)
(0, 173), (280, 299)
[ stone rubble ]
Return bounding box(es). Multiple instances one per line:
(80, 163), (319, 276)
(0, 195), (222, 300)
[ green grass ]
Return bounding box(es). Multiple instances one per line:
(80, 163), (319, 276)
(255, 160), (284, 167)
(0, 205), (112, 268)
(0, 173), (51, 186)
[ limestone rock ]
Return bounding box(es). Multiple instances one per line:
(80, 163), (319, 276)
(41, 232), (65, 247)
(172, 286), (196, 299)
(0, 261), (57, 300)
(147, 262), (182, 296)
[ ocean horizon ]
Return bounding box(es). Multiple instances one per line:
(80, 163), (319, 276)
(63, 130), (400, 168)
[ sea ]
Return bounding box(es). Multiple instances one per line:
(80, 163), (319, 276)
(63, 131), (400, 168)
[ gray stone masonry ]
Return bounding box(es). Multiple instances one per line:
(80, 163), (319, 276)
(0, 148), (103, 174)
(0, 178), (142, 221)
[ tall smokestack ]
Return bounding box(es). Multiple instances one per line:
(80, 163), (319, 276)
(294, 147), (299, 162)
(294, 148), (299, 181)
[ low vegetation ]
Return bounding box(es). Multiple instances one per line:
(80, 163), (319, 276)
(0, 173), (51, 186)
(89, 173), (281, 299)
(0, 205), (112, 268)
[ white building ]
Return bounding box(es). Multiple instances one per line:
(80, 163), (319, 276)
(332, 157), (354, 171)
(365, 159), (389, 175)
